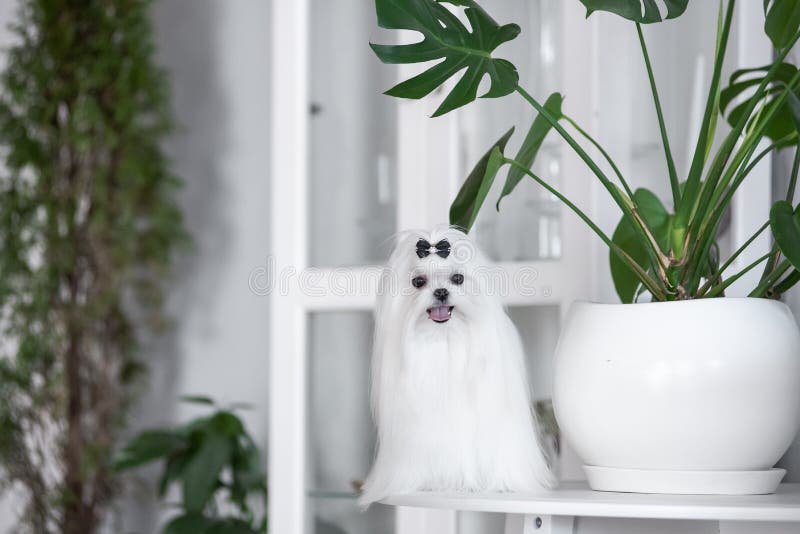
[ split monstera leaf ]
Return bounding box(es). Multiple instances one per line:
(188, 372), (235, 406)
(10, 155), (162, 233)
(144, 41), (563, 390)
(370, 0), (521, 117)
(371, 0), (800, 302)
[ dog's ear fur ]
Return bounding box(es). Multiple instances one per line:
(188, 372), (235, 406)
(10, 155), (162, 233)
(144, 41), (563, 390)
(370, 231), (416, 424)
(370, 262), (394, 427)
(362, 233), (416, 507)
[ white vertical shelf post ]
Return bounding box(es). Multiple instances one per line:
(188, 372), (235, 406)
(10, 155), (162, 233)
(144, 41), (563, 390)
(558, 0), (596, 315)
(269, 1), (309, 534)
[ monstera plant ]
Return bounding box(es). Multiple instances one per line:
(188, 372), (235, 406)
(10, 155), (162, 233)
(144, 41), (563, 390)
(370, 0), (800, 303)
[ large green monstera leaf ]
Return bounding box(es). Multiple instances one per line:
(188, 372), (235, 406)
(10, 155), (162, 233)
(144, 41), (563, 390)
(764, 0), (800, 50)
(370, 0), (521, 117)
(579, 0), (689, 23)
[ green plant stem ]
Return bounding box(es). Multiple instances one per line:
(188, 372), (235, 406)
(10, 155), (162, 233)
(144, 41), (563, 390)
(787, 144), (800, 202)
(674, 0), (737, 258)
(704, 252), (771, 298)
(750, 259), (792, 297)
(683, 80), (800, 294)
(686, 39), (800, 245)
(679, 29), (800, 288)
(698, 221), (768, 295)
(773, 269), (800, 294)
(502, 158), (604, 237)
(708, 84), (800, 216)
(562, 114), (634, 199)
(702, 135), (793, 245)
(636, 23), (679, 208)
(710, 134), (796, 227)
(503, 156), (666, 299)
(681, 8), (750, 273)
(514, 85), (670, 288)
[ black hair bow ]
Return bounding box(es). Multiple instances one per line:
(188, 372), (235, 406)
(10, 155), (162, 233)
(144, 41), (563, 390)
(416, 239), (450, 259)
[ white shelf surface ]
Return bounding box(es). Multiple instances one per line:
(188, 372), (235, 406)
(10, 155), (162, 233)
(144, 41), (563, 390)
(382, 482), (800, 522)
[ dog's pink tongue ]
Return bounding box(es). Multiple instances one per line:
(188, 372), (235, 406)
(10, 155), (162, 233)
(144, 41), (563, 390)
(429, 306), (450, 322)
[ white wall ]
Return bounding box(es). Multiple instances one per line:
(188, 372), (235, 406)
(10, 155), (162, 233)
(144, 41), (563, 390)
(117, 1), (271, 532)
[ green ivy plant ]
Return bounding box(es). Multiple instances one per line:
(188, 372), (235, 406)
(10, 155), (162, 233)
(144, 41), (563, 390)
(371, 0), (800, 302)
(114, 397), (267, 534)
(0, 1), (187, 532)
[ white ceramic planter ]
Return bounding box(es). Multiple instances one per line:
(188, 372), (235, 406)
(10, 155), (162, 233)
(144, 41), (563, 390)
(553, 298), (800, 495)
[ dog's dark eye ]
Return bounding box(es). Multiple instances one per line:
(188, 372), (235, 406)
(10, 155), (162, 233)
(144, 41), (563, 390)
(411, 276), (427, 289)
(450, 273), (464, 285)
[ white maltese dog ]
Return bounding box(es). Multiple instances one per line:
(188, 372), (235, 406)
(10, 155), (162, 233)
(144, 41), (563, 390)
(359, 226), (555, 506)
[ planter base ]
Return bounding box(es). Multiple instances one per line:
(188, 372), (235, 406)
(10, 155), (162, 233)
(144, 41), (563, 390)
(584, 465), (786, 495)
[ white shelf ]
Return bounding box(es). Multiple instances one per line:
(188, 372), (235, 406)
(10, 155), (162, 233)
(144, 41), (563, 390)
(382, 482), (800, 522)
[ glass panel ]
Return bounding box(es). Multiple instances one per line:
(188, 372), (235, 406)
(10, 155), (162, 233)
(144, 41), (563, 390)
(461, 0), (563, 262)
(307, 312), (393, 534)
(508, 305), (560, 400)
(309, 0), (397, 267)
(507, 305), (561, 460)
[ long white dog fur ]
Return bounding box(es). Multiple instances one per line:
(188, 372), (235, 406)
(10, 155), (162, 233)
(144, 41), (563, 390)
(359, 227), (555, 507)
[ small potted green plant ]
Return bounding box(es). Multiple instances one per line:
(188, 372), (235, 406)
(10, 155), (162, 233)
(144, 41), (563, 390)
(114, 397), (267, 533)
(370, 0), (800, 494)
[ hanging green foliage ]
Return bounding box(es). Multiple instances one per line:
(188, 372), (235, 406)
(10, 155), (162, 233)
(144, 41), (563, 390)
(0, 1), (187, 532)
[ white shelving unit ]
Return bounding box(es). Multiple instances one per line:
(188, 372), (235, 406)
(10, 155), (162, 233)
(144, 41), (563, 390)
(383, 483), (800, 533)
(268, 1), (780, 533)
(268, 2), (592, 534)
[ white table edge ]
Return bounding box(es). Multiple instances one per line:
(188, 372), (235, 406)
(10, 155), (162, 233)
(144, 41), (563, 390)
(380, 482), (800, 522)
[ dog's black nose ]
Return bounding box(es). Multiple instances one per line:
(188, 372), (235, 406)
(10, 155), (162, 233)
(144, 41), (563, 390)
(433, 288), (449, 301)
